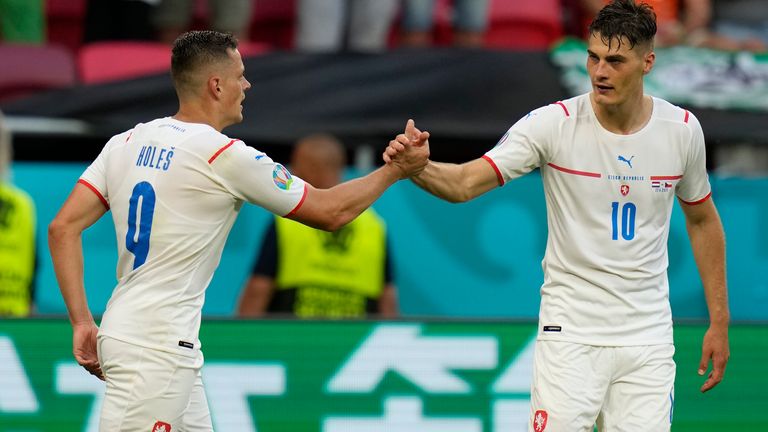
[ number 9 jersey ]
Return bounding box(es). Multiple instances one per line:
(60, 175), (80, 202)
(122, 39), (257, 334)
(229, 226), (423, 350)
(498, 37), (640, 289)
(79, 118), (307, 357)
(483, 94), (711, 346)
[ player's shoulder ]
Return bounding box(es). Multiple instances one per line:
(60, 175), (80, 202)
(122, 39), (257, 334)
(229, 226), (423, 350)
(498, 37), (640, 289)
(652, 97), (700, 129)
(529, 95), (579, 119)
(512, 95), (582, 131)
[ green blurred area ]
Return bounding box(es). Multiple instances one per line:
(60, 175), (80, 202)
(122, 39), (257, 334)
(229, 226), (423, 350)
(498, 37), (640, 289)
(0, 319), (765, 431)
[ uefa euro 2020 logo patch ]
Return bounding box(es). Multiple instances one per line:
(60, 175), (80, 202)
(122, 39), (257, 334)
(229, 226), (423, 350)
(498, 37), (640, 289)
(272, 164), (293, 190)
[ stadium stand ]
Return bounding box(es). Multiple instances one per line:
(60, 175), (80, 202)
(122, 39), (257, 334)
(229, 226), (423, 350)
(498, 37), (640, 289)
(0, 44), (76, 102)
(484, 0), (564, 49)
(77, 40), (270, 84)
(77, 41), (171, 84)
(46, 0), (87, 53)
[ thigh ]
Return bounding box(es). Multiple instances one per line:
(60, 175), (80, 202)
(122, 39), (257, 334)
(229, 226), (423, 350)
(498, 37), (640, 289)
(152, 0), (194, 29)
(182, 368), (213, 432)
(348, 0), (399, 50)
(98, 337), (205, 432)
(209, 0), (253, 34)
(453, 0), (490, 31)
(597, 344), (675, 432)
(401, 0), (435, 31)
(530, 341), (610, 432)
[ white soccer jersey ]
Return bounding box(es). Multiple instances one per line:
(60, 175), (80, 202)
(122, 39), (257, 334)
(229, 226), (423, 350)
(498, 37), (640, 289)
(484, 94), (711, 345)
(80, 117), (307, 356)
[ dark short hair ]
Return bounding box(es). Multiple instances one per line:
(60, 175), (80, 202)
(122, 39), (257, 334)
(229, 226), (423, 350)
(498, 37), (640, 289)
(588, 0), (657, 50)
(171, 30), (238, 92)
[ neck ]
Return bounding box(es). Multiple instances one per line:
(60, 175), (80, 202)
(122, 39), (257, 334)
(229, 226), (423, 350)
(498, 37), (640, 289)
(173, 101), (225, 132)
(590, 92), (652, 135)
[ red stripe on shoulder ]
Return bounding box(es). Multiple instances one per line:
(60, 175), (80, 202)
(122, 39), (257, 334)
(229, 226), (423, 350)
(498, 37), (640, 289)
(208, 139), (240, 164)
(125, 131), (133, 143)
(285, 184), (308, 218)
(481, 155), (505, 186)
(680, 191), (711, 206)
(683, 110), (690, 123)
(554, 101), (570, 117)
(77, 179), (109, 209)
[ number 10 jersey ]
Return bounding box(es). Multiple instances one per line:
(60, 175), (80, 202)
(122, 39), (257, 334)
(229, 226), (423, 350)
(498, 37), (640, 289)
(484, 94), (711, 346)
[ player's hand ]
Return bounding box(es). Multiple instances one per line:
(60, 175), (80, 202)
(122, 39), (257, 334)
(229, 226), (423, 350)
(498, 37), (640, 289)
(73, 321), (104, 381)
(383, 119), (430, 177)
(698, 324), (729, 392)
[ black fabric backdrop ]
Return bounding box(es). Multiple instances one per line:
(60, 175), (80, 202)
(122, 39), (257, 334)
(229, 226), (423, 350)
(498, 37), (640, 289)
(3, 49), (767, 162)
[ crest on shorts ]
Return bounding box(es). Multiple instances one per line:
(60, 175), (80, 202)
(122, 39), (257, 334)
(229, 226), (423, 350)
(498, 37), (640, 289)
(533, 410), (548, 432)
(152, 421), (171, 432)
(620, 184), (630, 196)
(272, 164), (294, 190)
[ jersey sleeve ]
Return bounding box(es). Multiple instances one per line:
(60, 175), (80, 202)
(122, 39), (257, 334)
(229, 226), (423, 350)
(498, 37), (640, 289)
(483, 104), (559, 185)
(79, 133), (126, 207)
(675, 113), (712, 204)
(209, 140), (307, 216)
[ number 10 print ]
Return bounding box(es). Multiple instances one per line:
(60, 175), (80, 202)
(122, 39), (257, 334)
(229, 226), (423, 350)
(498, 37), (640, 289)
(611, 201), (636, 241)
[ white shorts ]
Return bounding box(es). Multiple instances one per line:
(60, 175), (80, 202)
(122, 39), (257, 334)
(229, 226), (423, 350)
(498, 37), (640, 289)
(529, 341), (675, 432)
(97, 335), (212, 432)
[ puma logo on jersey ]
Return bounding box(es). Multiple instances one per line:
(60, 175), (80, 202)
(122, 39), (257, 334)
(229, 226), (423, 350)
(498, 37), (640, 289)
(618, 155), (634, 168)
(152, 421), (171, 432)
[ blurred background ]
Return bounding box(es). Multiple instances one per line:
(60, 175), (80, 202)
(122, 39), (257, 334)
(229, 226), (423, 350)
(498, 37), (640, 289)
(0, 0), (766, 431)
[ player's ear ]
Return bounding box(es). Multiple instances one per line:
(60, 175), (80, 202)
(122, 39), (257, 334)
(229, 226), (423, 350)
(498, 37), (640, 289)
(208, 77), (222, 98)
(642, 50), (655, 75)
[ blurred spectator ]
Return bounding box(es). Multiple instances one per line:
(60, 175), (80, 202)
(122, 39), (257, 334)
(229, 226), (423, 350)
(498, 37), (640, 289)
(400, 0), (491, 47)
(153, 0), (253, 44)
(295, 0), (399, 52)
(0, 0), (44, 43)
(237, 134), (399, 318)
(0, 111), (37, 317)
(84, 0), (157, 43)
(580, 0), (757, 50)
(711, 0), (768, 52)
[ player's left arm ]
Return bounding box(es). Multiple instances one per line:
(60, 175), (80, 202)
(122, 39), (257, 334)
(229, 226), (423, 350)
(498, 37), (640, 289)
(679, 197), (729, 393)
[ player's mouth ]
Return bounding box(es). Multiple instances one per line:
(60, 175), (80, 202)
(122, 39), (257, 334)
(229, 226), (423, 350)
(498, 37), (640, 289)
(594, 83), (614, 94)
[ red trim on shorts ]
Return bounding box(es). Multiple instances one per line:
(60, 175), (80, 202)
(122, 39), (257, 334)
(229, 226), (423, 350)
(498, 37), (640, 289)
(680, 191), (712, 206)
(481, 155), (505, 186)
(208, 139), (239, 164)
(77, 179), (109, 209)
(650, 175), (683, 180)
(285, 184), (308, 218)
(554, 101), (570, 117)
(683, 110), (690, 123)
(547, 162), (602, 178)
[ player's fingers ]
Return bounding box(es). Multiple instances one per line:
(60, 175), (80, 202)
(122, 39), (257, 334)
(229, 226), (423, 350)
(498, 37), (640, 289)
(700, 370), (722, 393)
(697, 350), (710, 376)
(405, 119), (415, 138)
(383, 152), (392, 163)
(415, 131), (430, 145)
(396, 134), (411, 145)
(387, 144), (400, 154)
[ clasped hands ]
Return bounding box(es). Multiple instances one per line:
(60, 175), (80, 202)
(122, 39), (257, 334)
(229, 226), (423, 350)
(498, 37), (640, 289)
(384, 119), (430, 178)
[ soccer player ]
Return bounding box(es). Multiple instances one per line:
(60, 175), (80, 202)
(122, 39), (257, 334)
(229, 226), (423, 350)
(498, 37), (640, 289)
(385, 1), (729, 430)
(48, 30), (428, 431)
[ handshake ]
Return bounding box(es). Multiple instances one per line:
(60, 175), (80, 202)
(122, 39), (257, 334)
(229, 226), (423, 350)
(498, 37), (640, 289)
(383, 119), (431, 179)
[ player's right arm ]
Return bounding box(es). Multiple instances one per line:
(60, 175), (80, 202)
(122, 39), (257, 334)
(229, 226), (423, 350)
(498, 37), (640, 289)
(409, 158), (500, 203)
(387, 107), (557, 203)
(48, 182), (108, 380)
